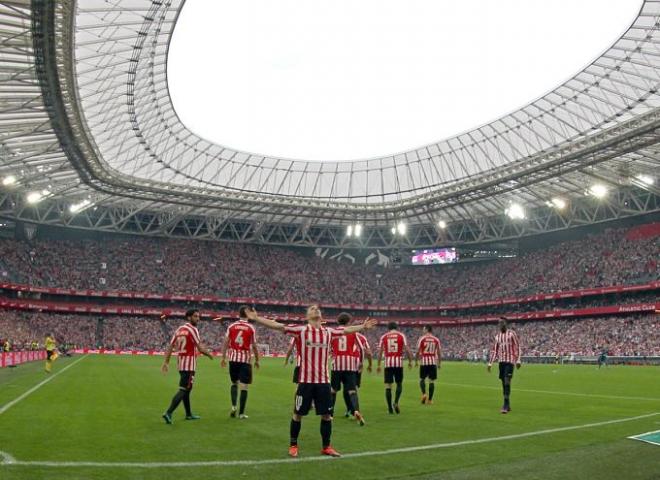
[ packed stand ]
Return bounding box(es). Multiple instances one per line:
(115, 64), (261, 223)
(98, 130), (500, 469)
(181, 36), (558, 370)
(1, 311), (658, 357)
(0, 225), (657, 306)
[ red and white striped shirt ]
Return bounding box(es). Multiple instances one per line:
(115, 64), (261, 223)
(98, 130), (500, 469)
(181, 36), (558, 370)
(170, 323), (201, 371)
(356, 332), (370, 367)
(284, 324), (342, 383)
(225, 320), (257, 364)
(417, 334), (441, 366)
(331, 332), (367, 372)
(489, 330), (521, 365)
(379, 331), (408, 368)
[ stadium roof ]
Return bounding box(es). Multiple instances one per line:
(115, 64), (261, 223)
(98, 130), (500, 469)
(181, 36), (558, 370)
(0, 0), (659, 247)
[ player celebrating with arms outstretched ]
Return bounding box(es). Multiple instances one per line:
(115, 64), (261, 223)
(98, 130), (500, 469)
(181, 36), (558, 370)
(246, 305), (375, 458)
(487, 318), (522, 414)
(221, 306), (260, 419)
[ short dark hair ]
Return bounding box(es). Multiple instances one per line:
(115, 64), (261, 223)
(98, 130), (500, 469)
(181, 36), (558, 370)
(185, 309), (199, 319)
(239, 305), (250, 319)
(424, 325), (433, 333)
(337, 312), (351, 325)
(387, 321), (398, 330)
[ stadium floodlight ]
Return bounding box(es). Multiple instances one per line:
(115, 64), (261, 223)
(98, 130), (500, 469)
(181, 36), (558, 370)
(438, 220), (447, 229)
(390, 226), (396, 235)
(26, 191), (43, 204)
(636, 174), (654, 186)
(346, 225), (353, 237)
(588, 184), (608, 198)
(2, 175), (16, 186)
(551, 198), (567, 210)
(397, 222), (407, 235)
(69, 199), (92, 214)
(354, 224), (362, 237)
(505, 203), (525, 220)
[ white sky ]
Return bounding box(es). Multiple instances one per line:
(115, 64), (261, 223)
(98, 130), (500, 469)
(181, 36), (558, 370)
(168, 0), (641, 162)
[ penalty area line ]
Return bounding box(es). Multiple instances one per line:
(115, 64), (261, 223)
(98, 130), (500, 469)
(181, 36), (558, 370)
(0, 355), (88, 416)
(1, 412), (658, 468)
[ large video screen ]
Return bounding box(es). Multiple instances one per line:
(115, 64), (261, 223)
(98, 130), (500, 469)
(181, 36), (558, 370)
(410, 248), (458, 265)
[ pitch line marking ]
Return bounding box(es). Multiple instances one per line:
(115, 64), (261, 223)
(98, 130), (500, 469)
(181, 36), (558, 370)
(0, 355), (88, 416)
(1, 412), (657, 468)
(441, 382), (660, 402)
(0, 451), (15, 464)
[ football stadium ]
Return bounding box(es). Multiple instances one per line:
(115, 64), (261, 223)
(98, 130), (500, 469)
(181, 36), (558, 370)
(1, 1), (659, 479)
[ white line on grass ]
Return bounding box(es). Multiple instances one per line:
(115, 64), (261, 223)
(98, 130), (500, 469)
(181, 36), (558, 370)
(0, 451), (16, 464)
(441, 382), (660, 402)
(0, 355), (88, 416)
(1, 412), (657, 468)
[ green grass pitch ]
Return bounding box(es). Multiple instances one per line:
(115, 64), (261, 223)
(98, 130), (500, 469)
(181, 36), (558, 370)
(0, 355), (659, 480)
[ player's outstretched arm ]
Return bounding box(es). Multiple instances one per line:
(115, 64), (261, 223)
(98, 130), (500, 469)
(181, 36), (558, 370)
(245, 308), (286, 331)
(343, 318), (377, 334)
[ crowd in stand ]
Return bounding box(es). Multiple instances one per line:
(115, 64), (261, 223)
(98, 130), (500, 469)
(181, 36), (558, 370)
(0, 224), (658, 360)
(1, 310), (658, 357)
(0, 225), (657, 306)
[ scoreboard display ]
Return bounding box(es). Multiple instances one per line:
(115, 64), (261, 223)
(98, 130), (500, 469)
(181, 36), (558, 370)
(410, 248), (458, 265)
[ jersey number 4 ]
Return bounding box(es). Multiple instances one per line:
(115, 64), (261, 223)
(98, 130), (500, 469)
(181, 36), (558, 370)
(234, 330), (244, 347)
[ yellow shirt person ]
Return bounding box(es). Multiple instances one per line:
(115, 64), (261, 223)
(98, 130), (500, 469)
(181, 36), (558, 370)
(45, 334), (58, 373)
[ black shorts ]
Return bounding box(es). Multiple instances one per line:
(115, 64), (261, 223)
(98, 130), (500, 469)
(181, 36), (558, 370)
(356, 369), (362, 388)
(46, 350), (54, 360)
(330, 370), (357, 392)
(178, 370), (195, 390)
(384, 367), (404, 384)
(292, 366), (300, 384)
(498, 362), (514, 380)
(419, 365), (438, 380)
(294, 383), (333, 416)
(229, 362), (252, 384)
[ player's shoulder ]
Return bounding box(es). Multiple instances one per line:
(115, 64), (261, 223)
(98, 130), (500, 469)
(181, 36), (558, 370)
(285, 323), (305, 332)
